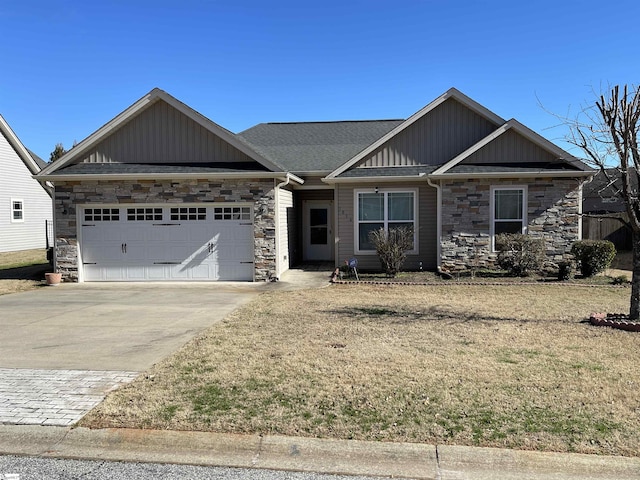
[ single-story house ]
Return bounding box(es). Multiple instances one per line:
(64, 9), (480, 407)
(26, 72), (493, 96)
(36, 88), (593, 282)
(0, 115), (53, 253)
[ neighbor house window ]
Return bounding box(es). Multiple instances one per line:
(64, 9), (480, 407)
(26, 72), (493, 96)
(355, 190), (417, 254)
(11, 199), (24, 223)
(491, 186), (526, 249)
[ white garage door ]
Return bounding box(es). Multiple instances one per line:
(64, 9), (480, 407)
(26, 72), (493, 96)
(80, 205), (254, 281)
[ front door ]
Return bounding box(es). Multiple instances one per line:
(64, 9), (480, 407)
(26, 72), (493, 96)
(304, 202), (333, 261)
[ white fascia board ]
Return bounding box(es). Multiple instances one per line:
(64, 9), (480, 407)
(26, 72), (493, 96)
(432, 119), (592, 176)
(40, 88), (286, 176)
(39, 91), (157, 175)
(326, 88), (505, 179)
(323, 173), (427, 184)
(431, 123), (511, 175)
(159, 91), (286, 172)
(430, 170), (595, 180)
(36, 171), (304, 183)
(0, 115), (42, 175)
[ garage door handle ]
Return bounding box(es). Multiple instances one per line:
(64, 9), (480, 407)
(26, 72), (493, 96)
(121, 243), (127, 254)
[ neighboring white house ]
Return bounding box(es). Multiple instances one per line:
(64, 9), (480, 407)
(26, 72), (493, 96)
(0, 115), (52, 253)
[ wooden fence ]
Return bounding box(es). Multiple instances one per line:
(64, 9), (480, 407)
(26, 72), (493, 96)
(582, 213), (632, 250)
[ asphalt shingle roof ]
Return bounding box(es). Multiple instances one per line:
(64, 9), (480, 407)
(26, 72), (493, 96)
(238, 120), (404, 173)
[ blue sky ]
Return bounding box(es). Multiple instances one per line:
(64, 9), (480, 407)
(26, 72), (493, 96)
(1, 0), (637, 161)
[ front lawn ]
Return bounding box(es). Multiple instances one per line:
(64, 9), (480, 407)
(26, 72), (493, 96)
(81, 283), (640, 456)
(0, 249), (49, 295)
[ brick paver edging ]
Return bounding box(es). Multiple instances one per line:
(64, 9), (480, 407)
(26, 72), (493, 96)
(332, 280), (631, 288)
(590, 313), (640, 332)
(0, 368), (139, 426)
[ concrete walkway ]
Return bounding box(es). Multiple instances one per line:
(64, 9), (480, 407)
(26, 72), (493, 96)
(0, 425), (638, 480)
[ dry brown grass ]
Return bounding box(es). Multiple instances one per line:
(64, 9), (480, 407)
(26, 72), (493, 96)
(81, 283), (640, 456)
(0, 249), (48, 295)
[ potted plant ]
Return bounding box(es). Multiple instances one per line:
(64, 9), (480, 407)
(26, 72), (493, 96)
(45, 271), (62, 286)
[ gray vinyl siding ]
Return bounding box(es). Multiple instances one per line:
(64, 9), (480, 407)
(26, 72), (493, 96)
(335, 182), (437, 271)
(78, 100), (256, 165)
(0, 131), (52, 252)
(277, 187), (294, 276)
(359, 98), (497, 168)
(460, 129), (558, 165)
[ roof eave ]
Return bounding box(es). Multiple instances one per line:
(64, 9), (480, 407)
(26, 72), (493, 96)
(429, 170), (595, 180)
(0, 115), (42, 175)
(323, 173), (427, 184)
(36, 171), (304, 183)
(40, 88), (285, 176)
(326, 87), (506, 179)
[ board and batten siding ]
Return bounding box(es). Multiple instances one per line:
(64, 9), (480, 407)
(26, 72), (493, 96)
(335, 182), (437, 271)
(276, 187), (294, 276)
(359, 98), (497, 168)
(78, 100), (256, 165)
(460, 129), (558, 165)
(0, 131), (52, 252)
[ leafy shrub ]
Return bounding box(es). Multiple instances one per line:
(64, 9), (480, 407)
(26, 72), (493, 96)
(613, 274), (629, 285)
(557, 260), (574, 281)
(570, 240), (616, 277)
(495, 233), (546, 276)
(368, 226), (413, 277)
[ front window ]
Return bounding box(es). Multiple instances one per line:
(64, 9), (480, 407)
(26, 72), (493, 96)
(492, 187), (526, 247)
(356, 190), (417, 253)
(11, 199), (24, 223)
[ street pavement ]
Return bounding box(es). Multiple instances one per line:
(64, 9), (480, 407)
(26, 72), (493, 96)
(0, 454), (382, 480)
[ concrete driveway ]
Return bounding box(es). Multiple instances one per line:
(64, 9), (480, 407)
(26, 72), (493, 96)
(0, 282), (262, 371)
(0, 282), (265, 426)
(0, 269), (330, 426)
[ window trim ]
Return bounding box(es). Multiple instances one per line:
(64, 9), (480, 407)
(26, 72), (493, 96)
(10, 199), (24, 223)
(354, 188), (418, 255)
(490, 185), (527, 251)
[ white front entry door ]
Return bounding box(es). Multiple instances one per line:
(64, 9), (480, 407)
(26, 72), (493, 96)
(303, 202), (333, 261)
(80, 205), (254, 281)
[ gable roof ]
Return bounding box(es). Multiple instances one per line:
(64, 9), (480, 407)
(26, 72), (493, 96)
(238, 120), (403, 173)
(39, 88), (287, 177)
(326, 88), (506, 179)
(0, 114), (46, 175)
(431, 119), (592, 177)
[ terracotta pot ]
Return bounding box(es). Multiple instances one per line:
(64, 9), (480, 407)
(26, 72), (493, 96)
(45, 272), (62, 286)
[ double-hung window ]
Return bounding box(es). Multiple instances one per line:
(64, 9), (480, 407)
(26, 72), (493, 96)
(491, 186), (526, 248)
(11, 199), (24, 223)
(355, 189), (417, 254)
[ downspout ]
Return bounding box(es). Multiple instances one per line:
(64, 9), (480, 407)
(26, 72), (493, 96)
(426, 176), (442, 269)
(273, 174), (292, 279)
(578, 175), (595, 241)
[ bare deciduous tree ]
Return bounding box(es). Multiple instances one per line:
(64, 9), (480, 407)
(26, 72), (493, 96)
(568, 85), (640, 318)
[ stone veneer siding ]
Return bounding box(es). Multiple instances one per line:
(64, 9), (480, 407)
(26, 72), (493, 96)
(54, 178), (276, 282)
(440, 177), (583, 270)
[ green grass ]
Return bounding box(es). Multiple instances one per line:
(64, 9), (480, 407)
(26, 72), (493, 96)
(0, 249), (48, 270)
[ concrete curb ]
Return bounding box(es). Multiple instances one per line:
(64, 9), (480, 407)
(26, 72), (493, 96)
(1, 425), (639, 479)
